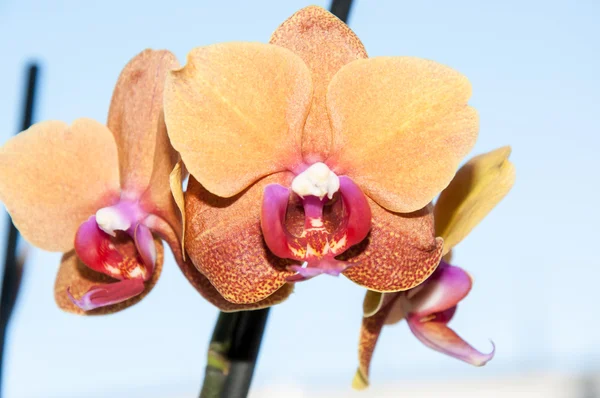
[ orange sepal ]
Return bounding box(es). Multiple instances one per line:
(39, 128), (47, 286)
(107, 49), (180, 196)
(270, 5), (367, 161)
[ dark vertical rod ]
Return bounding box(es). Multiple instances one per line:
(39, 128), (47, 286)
(330, 0), (355, 24)
(217, 310), (270, 398)
(0, 63), (40, 398)
(199, 2), (356, 397)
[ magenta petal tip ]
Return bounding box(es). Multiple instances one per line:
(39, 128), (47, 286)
(67, 278), (145, 311)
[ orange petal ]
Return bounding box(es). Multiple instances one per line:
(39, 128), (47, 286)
(178, 257), (294, 312)
(270, 6), (367, 162)
(107, 49), (180, 195)
(353, 295), (399, 390)
(341, 199), (443, 291)
(164, 42), (312, 198)
(185, 173), (295, 304)
(435, 146), (515, 255)
(54, 238), (163, 315)
(145, 204), (293, 311)
(0, 119), (120, 252)
(327, 57), (478, 213)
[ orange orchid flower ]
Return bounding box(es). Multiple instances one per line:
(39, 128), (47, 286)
(164, 6), (479, 307)
(354, 146), (515, 389)
(0, 50), (185, 314)
(0, 48), (295, 314)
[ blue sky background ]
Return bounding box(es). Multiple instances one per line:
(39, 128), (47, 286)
(0, 0), (599, 397)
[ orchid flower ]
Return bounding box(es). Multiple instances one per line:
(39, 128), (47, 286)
(0, 48), (297, 314)
(0, 50), (187, 314)
(353, 146), (516, 389)
(164, 6), (479, 307)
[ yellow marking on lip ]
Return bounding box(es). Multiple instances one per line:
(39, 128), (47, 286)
(289, 245), (306, 258)
(306, 243), (321, 257)
(329, 234), (347, 253)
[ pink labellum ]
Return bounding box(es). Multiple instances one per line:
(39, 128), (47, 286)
(74, 216), (125, 279)
(74, 216), (149, 281)
(66, 278), (145, 311)
(261, 175), (371, 282)
(261, 184), (296, 259)
(70, 197), (159, 311)
(335, 176), (372, 251)
(134, 223), (156, 277)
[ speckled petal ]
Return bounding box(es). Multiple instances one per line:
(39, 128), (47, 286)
(107, 49), (180, 195)
(353, 295), (400, 390)
(435, 146), (515, 255)
(327, 57), (478, 213)
(341, 199), (443, 292)
(54, 238), (163, 315)
(145, 209), (294, 311)
(185, 174), (295, 304)
(178, 257), (294, 312)
(164, 42), (311, 198)
(0, 119), (120, 252)
(270, 5), (367, 162)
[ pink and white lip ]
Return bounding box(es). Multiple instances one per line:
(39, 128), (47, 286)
(260, 162), (372, 282)
(69, 196), (158, 311)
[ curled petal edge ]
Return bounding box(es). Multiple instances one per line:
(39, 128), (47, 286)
(407, 315), (495, 366)
(169, 159), (187, 258)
